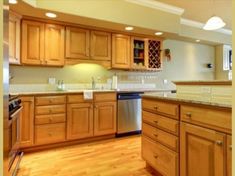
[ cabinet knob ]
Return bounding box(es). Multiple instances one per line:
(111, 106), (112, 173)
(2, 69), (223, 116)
(185, 112), (192, 118)
(49, 99), (53, 103)
(215, 140), (223, 146)
(229, 145), (232, 150)
(154, 155), (158, 159)
(154, 120), (158, 124)
(153, 134), (158, 137)
(154, 106), (158, 110)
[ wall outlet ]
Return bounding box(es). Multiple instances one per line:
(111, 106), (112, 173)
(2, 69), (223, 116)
(48, 77), (56, 85)
(163, 79), (168, 84)
(201, 87), (211, 94)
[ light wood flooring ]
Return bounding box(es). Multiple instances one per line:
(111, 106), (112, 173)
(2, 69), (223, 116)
(18, 135), (155, 176)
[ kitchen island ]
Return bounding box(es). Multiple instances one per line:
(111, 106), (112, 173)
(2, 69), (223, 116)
(141, 90), (232, 176)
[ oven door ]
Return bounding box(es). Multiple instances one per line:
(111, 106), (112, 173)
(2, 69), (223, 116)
(9, 106), (22, 169)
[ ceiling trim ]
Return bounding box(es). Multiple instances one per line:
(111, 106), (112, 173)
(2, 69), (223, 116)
(180, 18), (232, 35)
(125, 0), (184, 15)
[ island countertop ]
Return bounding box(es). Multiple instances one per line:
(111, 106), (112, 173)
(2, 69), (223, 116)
(142, 92), (231, 109)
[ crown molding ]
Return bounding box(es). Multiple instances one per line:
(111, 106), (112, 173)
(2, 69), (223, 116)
(181, 18), (232, 35)
(125, 0), (184, 15)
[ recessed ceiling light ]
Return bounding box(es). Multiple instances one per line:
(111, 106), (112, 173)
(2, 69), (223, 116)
(155, 32), (163, 36)
(9, 0), (17, 4)
(45, 12), (57, 18)
(196, 39), (200, 42)
(125, 26), (134, 31)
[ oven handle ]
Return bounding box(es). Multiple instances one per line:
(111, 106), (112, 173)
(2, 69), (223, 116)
(10, 106), (23, 120)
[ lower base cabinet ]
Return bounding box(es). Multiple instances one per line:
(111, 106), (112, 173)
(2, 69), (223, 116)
(142, 136), (178, 176)
(35, 123), (66, 145)
(94, 101), (116, 136)
(180, 122), (226, 176)
(67, 103), (93, 140)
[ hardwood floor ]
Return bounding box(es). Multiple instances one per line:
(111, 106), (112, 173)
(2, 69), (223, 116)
(18, 135), (155, 176)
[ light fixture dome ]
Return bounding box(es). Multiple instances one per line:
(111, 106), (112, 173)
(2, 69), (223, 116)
(203, 16), (226, 30)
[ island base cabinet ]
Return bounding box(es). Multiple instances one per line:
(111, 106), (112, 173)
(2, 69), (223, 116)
(142, 136), (178, 176)
(180, 122), (226, 176)
(94, 102), (116, 136)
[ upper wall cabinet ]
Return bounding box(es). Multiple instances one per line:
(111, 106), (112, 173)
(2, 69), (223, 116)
(22, 20), (45, 65)
(45, 24), (65, 66)
(112, 34), (130, 69)
(65, 27), (90, 59)
(9, 12), (21, 65)
(21, 20), (65, 66)
(90, 31), (111, 61)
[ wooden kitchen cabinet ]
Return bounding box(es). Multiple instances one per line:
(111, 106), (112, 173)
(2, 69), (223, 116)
(19, 96), (34, 148)
(227, 135), (232, 176)
(94, 101), (116, 136)
(21, 20), (44, 65)
(44, 24), (65, 66)
(65, 27), (90, 59)
(9, 11), (21, 65)
(67, 103), (93, 140)
(180, 122), (226, 176)
(112, 34), (131, 69)
(90, 31), (111, 61)
(22, 20), (65, 66)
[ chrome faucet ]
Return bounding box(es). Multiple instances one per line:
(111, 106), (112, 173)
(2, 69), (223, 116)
(91, 77), (96, 90)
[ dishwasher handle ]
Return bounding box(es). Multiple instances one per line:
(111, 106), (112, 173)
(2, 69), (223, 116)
(118, 94), (141, 100)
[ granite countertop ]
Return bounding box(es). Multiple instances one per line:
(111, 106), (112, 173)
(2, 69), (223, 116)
(10, 88), (175, 96)
(142, 92), (231, 108)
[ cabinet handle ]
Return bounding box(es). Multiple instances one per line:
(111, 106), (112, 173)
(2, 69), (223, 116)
(154, 155), (158, 159)
(49, 99), (53, 103)
(153, 134), (158, 137)
(154, 120), (158, 124)
(215, 140), (223, 146)
(154, 106), (158, 110)
(185, 112), (192, 118)
(229, 145), (232, 150)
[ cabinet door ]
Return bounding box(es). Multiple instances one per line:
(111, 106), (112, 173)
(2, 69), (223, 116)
(65, 27), (89, 59)
(112, 34), (130, 69)
(9, 12), (21, 64)
(227, 135), (232, 176)
(90, 31), (111, 61)
(21, 20), (44, 65)
(45, 24), (65, 66)
(94, 102), (116, 136)
(180, 122), (226, 176)
(19, 96), (34, 148)
(67, 103), (93, 140)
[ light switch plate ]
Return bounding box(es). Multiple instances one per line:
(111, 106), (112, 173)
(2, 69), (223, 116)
(48, 77), (56, 85)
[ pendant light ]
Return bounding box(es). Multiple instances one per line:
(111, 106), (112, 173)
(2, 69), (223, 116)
(203, 0), (226, 30)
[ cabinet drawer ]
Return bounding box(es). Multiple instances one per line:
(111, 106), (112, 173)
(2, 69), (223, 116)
(143, 111), (179, 135)
(142, 99), (179, 119)
(142, 123), (178, 152)
(35, 114), (66, 125)
(67, 94), (92, 103)
(36, 96), (66, 105)
(35, 105), (66, 115)
(142, 136), (178, 176)
(94, 92), (116, 102)
(35, 123), (65, 145)
(181, 105), (231, 133)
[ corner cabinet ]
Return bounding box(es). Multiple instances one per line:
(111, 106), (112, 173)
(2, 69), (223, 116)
(112, 34), (131, 69)
(180, 122), (226, 176)
(21, 20), (65, 66)
(9, 11), (21, 65)
(19, 96), (34, 148)
(90, 31), (111, 61)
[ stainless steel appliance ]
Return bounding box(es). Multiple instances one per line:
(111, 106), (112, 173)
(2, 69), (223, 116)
(8, 95), (23, 176)
(117, 92), (142, 136)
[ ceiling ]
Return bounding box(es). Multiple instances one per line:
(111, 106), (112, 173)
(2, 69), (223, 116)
(156, 0), (232, 29)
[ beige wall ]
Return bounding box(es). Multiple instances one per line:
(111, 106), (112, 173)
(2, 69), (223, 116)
(215, 45), (229, 80)
(10, 39), (215, 85)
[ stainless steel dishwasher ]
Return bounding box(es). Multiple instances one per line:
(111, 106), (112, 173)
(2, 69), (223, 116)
(117, 92), (142, 136)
